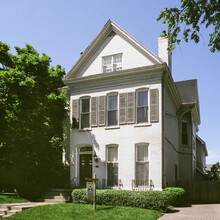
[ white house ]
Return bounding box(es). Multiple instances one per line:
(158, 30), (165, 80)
(63, 19), (208, 190)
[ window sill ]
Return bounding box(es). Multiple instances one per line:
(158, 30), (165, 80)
(134, 123), (152, 127)
(180, 144), (189, 148)
(78, 128), (92, 132)
(105, 126), (120, 130)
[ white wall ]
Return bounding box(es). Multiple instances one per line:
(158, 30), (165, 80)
(69, 82), (163, 190)
(76, 34), (154, 78)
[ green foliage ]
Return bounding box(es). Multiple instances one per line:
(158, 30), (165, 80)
(0, 41), (69, 198)
(6, 204), (163, 220)
(206, 162), (220, 180)
(157, 0), (220, 53)
(0, 195), (30, 204)
(72, 189), (185, 212)
(163, 187), (185, 206)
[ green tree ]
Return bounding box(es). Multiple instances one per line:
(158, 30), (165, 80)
(206, 162), (220, 180)
(157, 0), (220, 53)
(0, 41), (69, 198)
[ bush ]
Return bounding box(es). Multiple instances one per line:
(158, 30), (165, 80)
(72, 189), (175, 212)
(163, 187), (185, 206)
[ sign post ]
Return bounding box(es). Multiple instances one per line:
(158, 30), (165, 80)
(86, 173), (98, 210)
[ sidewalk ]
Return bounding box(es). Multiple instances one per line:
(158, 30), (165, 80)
(159, 204), (220, 220)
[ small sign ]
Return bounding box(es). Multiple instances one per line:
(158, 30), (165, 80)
(86, 182), (93, 201)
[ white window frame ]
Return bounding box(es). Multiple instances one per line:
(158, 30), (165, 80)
(102, 54), (122, 73)
(107, 93), (118, 127)
(136, 88), (149, 124)
(79, 96), (90, 130)
(135, 143), (149, 188)
(106, 144), (119, 188)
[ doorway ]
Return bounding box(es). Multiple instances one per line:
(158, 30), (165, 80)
(79, 154), (92, 186)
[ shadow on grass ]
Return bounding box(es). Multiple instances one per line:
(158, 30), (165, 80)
(95, 206), (114, 211)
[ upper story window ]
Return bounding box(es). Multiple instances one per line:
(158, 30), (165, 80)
(137, 90), (149, 124)
(103, 54), (122, 73)
(107, 94), (118, 126)
(181, 121), (188, 145)
(80, 97), (90, 129)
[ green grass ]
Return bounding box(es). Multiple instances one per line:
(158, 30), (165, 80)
(0, 195), (30, 204)
(7, 203), (163, 220)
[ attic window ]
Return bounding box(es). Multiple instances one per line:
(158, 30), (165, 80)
(103, 54), (122, 73)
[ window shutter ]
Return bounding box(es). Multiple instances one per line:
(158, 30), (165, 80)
(119, 93), (127, 124)
(98, 96), (106, 126)
(127, 92), (135, 124)
(91, 97), (98, 127)
(72, 99), (79, 120)
(150, 89), (159, 122)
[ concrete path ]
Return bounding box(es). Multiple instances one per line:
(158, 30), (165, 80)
(159, 204), (220, 220)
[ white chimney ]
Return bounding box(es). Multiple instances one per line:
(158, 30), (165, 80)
(158, 31), (172, 74)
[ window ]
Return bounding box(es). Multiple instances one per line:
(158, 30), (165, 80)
(80, 98), (90, 129)
(103, 54), (122, 73)
(181, 121), (188, 145)
(107, 94), (118, 126)
(107, 146), (118, 187)
(137, 90), (148, 123)
(135, 144), (149, 187)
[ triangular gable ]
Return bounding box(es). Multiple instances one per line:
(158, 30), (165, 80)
(65, 19), (163, 79)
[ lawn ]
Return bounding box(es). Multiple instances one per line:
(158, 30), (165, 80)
(0, 194), (30, 204)
(7, 203), (163, 220)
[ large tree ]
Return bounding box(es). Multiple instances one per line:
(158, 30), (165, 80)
(0, 41), (68, 197)
(157, 0), (220, 53)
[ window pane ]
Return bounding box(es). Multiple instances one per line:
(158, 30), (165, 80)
(108, 147), (118, 162)
(137, 107), (148, 123)
(81, 113), (90, 128)
(137, 145), (148, 161)
(182, 122), (187, 133)
(113, 54), (122, 63)
(103, 56), (112, 65)
(108, 95), (117, 110)
(136, 162), (149, 187)
(107, 163), (118, 187)
(108, 111), (118, 126)
(138, 91), (148, 107)
(82, 99), (90, 113)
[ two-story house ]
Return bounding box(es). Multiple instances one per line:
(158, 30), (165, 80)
(63, 19), (207, 190)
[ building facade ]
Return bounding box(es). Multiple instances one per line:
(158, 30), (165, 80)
(63, 20), (207, 190)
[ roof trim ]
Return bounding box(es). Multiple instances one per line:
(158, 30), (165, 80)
(196, 135), (208, 156)
(65, 19), (163, 80)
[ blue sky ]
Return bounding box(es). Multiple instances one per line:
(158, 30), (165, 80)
(1, 0), (219, 164)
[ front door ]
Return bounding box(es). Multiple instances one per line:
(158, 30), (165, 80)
(79, 154), (92, 186)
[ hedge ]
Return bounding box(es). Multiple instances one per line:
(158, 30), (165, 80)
(163, 187), (185, 206)
(72, 188), (185, 212)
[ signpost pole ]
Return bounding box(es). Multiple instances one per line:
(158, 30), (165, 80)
(93, 173), (96, 210)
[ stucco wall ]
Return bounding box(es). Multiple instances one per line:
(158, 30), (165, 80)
(76, 34), (154, 78)
(164, 84), (179, 187)
(69, 81), (163, 190)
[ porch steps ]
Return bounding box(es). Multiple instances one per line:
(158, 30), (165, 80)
(0, 202), (53, 218)
(37, 189), (72, 203)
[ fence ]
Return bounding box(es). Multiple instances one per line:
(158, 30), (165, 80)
(176, 180), (220, 203)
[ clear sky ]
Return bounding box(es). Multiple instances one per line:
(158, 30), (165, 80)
(1, 0), (219, 164)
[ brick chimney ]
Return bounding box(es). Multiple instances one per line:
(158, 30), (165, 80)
(158, 31), (172, 74)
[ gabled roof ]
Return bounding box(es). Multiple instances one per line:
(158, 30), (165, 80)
(175, 79), (200, 124)
(64, 19), (163, 80)
(175, 79), (198, 105)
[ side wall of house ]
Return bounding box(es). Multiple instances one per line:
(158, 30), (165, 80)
(69, 74), (163, 190)
(164, 82), (179, 187)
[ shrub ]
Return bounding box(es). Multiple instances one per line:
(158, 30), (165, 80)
(72, 189), (174, 212)
(163, 187), (185, 206)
